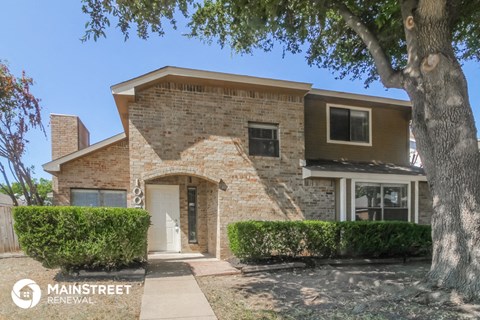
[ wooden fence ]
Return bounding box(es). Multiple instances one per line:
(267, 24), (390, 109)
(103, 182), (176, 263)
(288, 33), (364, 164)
(0, 206), (20, 253)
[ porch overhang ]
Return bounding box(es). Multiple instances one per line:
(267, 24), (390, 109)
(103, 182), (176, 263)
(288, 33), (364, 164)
(302, 159), (427, 182)
(303, 159), (427, 224)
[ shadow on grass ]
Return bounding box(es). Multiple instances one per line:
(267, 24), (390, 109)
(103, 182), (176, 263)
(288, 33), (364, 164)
(201, 262), (480, 319)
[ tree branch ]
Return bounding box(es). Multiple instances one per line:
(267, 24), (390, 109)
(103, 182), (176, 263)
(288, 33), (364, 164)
(336, 3), (404, 89)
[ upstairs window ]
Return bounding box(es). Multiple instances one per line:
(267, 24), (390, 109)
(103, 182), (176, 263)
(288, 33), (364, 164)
(248, 123), (279, 157)
(71, 189), (127, 207)
(327, 105), (371, 145)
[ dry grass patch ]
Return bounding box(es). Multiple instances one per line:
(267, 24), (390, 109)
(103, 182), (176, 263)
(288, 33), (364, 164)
(197, 262), (480, 320)
(0, 257), (143, 320)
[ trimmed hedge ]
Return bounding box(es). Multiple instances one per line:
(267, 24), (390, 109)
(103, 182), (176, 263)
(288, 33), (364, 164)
(228, 220), (431, 260)
(14, 206), (150, 271)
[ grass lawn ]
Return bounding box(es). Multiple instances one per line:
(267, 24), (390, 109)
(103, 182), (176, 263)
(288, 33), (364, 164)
(197, 262), (480, 320)
(0, 256), (143, 320)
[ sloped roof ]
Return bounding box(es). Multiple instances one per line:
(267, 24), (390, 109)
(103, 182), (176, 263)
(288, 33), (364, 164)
(304, 159), (426, 181)
(42, 133), (126, 173)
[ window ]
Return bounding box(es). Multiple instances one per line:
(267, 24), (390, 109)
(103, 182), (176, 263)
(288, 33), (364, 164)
(187, 187), (197, 243)
(327, 105), (371, 145)
(71, 189), (127, 207)
(354, 182), (408, 221)
(248, 123), (279, 157)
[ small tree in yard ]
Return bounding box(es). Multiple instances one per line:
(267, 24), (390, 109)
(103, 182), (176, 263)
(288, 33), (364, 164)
(80, 0), (480, 299)
(1, 178), (53, 205)
(0, 62), (45, 206)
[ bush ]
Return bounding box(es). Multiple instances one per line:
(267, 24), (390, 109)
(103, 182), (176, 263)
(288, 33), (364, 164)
(228, 220), (431, 260)
(338, 221), (432, 257)
(14, 206), (150, 271)
(228, 220), (340, 259)
(304, 221), (341, 257)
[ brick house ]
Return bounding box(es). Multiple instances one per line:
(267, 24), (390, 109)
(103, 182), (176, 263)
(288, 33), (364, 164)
(43, 66), (432, 259)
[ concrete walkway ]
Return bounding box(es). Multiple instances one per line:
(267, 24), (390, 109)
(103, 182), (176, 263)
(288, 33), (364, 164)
(140, 253), (235, 320)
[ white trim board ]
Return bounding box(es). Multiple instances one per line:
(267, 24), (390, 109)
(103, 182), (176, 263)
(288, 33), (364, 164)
(303, 167), (427, 182)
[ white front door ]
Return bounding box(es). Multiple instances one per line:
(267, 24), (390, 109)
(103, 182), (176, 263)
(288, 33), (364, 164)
(146, 185), (181, 252)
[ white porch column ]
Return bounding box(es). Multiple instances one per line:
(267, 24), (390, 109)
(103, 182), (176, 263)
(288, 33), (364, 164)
(414, 180), (419, 224)
(339, 178), (347, 221)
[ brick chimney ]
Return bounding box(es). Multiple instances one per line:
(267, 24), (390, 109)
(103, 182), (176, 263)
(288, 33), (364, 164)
(51, 114), (90, 160)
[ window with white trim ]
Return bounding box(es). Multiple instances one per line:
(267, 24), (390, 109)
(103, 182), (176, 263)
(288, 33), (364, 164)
(354, 182), (408, 221)
(327, 105), (371, 145)
(71, 189), (127, 207)
(248, 122), (279, 157)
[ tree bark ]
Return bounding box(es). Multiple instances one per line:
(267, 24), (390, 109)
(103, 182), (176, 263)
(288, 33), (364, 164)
(341, 0), (480, 299)
(403, 0), (480, 299)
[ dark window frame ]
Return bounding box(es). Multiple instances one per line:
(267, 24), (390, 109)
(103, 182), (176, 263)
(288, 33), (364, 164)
(187, 187), (198, 244)
(248, 122), (280, 157)
(70, 188), (127, 208)
(327, 104), (371, 145)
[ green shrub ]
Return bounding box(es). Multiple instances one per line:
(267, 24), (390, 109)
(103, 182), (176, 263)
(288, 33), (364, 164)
(304, 221), (340, 257)
(228, 221), (306, 259)
(228, 221), (269, 259)
(14, 206), (150, 271)
(228, 220), (431, 260)
(338, 221), (432, 257)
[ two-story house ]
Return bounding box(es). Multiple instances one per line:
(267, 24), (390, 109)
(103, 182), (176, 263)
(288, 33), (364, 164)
(43, 66), (432, 259)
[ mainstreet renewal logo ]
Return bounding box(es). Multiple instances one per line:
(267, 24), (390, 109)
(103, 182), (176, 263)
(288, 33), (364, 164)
(11, 279), (132, 308)
(11, 279), (42, 309)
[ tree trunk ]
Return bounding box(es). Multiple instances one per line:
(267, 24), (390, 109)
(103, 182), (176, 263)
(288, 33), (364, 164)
(339, 0), (480, 299)
(405, 1), (480, 300)
(0, 162), (19, 206)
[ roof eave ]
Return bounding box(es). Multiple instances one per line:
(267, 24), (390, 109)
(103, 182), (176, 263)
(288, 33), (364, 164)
(303, 167), (427, 181)
(308, 88), (412, 107)
(42, 133), (127, 173)
(111, 66), (312, 95)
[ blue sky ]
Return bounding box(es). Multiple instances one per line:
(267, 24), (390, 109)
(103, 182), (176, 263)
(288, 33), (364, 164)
(1, 1), (479, 181)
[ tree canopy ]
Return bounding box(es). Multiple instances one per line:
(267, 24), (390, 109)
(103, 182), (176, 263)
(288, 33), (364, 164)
(0, 62), (45, 205)
(81, 0), (480, 86)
